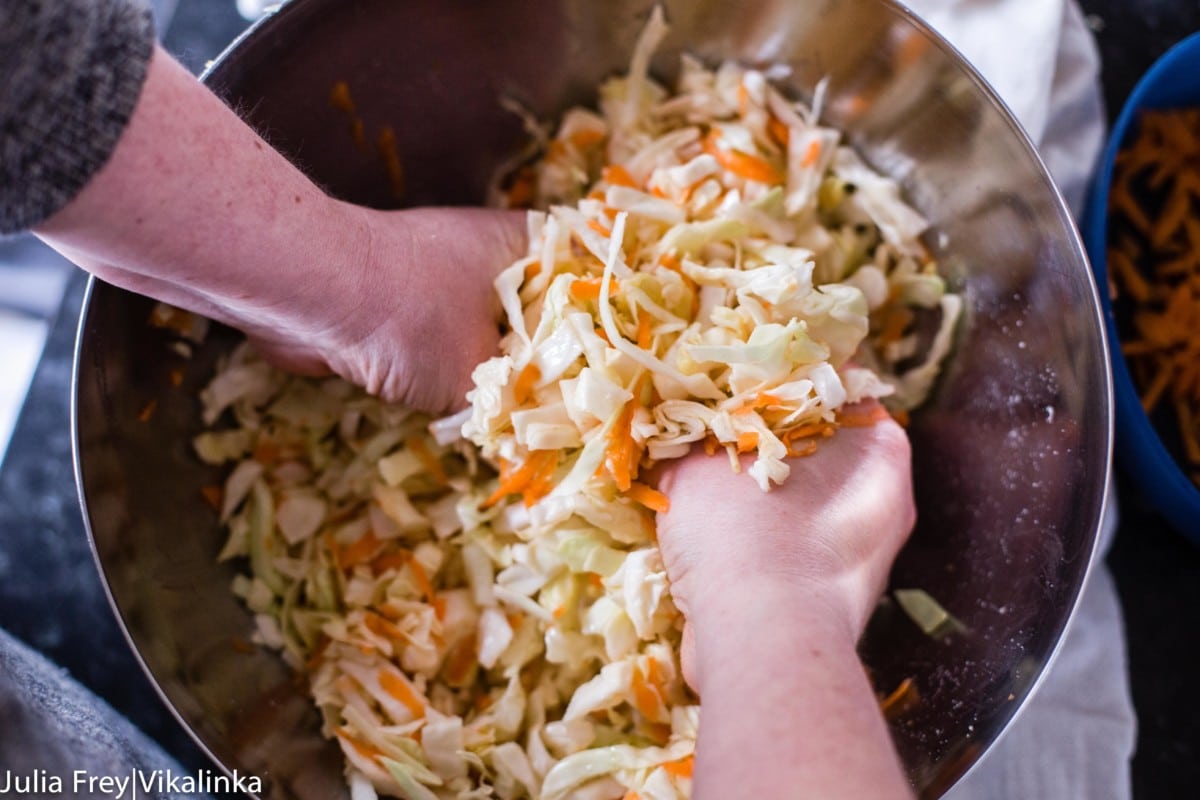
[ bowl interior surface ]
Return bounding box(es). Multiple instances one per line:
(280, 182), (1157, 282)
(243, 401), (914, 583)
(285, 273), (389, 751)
(1081, 31), (1200, 539)
(74, 0), (1112, 797)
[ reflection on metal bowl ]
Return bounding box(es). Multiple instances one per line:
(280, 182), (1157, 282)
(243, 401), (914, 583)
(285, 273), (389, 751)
(73, 0), (1112, 797)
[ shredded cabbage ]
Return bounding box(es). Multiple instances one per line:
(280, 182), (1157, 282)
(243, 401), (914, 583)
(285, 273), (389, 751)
(200, 8), (960, 798)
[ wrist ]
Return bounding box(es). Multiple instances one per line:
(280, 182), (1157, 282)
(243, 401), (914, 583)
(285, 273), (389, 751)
(687, 577), (860, 691)
(685, 576), (913, 800)
(683, 538), (879, 640)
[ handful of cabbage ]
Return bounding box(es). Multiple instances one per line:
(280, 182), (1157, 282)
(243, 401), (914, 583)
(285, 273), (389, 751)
(198, 9), (959, 799)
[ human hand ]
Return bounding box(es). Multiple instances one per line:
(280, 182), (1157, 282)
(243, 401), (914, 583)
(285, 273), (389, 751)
(35, 45), (526, 414)
(657, 409), (916, 686)
(243, 205), (526, 412)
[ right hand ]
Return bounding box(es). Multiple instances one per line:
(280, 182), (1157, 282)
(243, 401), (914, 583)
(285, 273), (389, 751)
(656, 409), (917, 687)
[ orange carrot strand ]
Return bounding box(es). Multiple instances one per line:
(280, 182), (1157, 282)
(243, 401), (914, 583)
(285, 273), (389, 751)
(626, 482), (670, 513)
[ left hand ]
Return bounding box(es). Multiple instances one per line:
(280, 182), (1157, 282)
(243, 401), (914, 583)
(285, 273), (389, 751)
(268, 206), (526, 412)
(290, 205), (525, 412)
(35, 44), (526, 414)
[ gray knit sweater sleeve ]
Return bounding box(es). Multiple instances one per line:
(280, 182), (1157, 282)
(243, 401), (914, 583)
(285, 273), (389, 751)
(0, 0), (155, 234)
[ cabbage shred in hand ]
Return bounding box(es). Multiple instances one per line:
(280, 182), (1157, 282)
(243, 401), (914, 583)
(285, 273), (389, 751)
(201, 8), (959, 799)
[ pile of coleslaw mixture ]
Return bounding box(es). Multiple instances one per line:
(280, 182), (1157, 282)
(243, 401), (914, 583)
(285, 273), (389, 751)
(197, 9), (960, 799)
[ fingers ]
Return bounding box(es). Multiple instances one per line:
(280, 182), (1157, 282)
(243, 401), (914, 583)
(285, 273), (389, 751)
(656, 417), (916, 635)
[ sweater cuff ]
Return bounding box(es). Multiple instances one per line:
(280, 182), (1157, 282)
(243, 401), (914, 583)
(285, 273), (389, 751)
(0, 0), (156, 234)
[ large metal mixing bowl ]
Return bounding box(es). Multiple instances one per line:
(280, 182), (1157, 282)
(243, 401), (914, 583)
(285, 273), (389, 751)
(73, 0), (1112, 797)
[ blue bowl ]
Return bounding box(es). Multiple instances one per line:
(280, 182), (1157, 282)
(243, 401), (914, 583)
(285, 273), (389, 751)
(1082, 31), (1200, 540)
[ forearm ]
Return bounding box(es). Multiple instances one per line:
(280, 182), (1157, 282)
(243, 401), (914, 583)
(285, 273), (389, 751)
(690, 580), (913, 800)
(35, 44), (372, 338)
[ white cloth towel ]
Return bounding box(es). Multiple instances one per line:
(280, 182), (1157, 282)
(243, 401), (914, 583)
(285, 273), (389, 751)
(905, 1), (1138, 797)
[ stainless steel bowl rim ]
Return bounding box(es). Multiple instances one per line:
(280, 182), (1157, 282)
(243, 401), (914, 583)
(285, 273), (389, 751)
(72, 0), (1116, 796)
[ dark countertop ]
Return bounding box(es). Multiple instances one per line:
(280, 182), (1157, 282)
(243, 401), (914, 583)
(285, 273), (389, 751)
(1, 0), (1198, 797)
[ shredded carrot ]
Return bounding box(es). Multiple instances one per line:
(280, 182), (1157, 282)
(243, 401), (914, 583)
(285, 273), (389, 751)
(643, 721), (673, 746)
(376, 126), (405, 200)
(645, 657), (667, 693)
(588, 573), (605, 590)
(1109, 249), (1152, 303)
(1107, 107), (1200, 485)
(443, 634), (477, 687)
(305, 636), (330, 672)
(843, 94), (869, 117)
(137, 399), (157, 423)
(839, 404), (891, 427)
(625, 481), (670, 513)
(603, 164), (638, 188)
(787, 438), (819, 458)
(337, 728), (384, 762)
(377, 602), (404, 621)
(369, 550), (411, 577)
(378, 669), (426, 718)
(736, 431), (759, 452)
(801, 139), (822, 168)
(328, 81), (356, 114)
(880, 676), (920, 720)
(631, 664), (667, 722)
(662, 755), (695, 779)
(569, 128), (607, 149)
(658, 252), (682, 272)
(702, 130), (783, 185)
(252, 439), (279, 464)
(1141, 360), (1173, 413)
(623, 792), (643, 800)
(785, 422), (836, 442)
(328, 81), (367, 152)
(407, 556), (436, 601)
(230, 636), (256, 655)
(522, 452), (559, 507)
(636, 313), (653, 349)
(507, 169), (535, 208)
(513, 362), (542, 405)
(199, 484), (222, 511)
(767, 116), (790, 147)
(570, 276), (620, 302)
(339, 531), (382, 569)
(877, 304), (914, 348)
(733, 392), (782, 415)
(605, 401), (638, 491)
(588, 219), (612, 237)
(365, 610), (405, 640)
(736, 82), (750, 116)
(481, 450), (558, 508)
(552, 604), (566, 619)
(752, 392), (783, 409)
(896, 29), (929, 67)
(474, 689), (495, 713)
